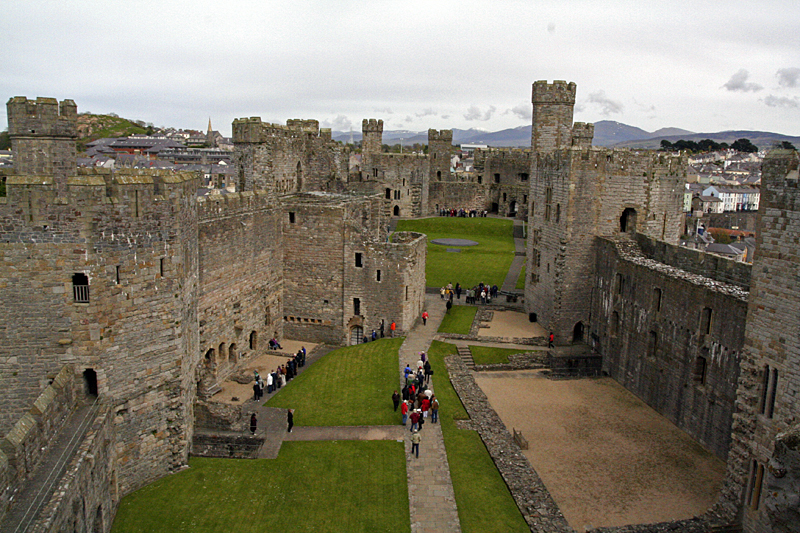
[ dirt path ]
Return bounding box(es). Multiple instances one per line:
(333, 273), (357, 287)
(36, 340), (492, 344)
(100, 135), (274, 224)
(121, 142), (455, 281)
(474, 370), (725, 530)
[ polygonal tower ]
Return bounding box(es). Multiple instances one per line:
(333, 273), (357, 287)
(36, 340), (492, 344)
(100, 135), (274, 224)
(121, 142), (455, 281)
(362, 118), (383, 154)
(428, 129), (452, 182)
(531, 80), (576, 153)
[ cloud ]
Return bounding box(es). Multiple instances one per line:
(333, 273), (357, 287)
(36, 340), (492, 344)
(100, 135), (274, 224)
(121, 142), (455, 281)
(405, 115), (413, 123)
(586, 91), (623, 115)
(509, 103), (532, 120)
(463, 105), (496, 121)
(722, 69), (763, 92)
(441, 114), (450, 120)
(374, 107), (394, 115)
(776, 68), (800, 88)
(547, 22), (556, 34)
(322, 114), (352, 131)
(762, 95), (799, 108)
(416, 108), (437, 118)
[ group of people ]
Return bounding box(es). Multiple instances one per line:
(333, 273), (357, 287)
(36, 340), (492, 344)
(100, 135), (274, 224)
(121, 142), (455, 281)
(249, 408), (294, 435)
(252, 346), (307, 401)
(440, 281), (500, 305)
(392, 352), (440, 458)
(438, 207), (488, 218)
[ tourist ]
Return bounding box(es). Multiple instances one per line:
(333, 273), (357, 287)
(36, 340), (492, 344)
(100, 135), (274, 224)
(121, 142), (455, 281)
(440, 287), (446, 299)
(446, 300), (452, 312)
(392, 390), (400, 411)
(421, 395), (430, 418)
(424, 360), (432, 385)
(287, 409), (294, 433)
(422, 311), (428, 325)
(250, 413), (257, 435)
(266, 371), (274, 394)
(455, 283), (461, 299)
(409, 409), (420, 431)
(548, 332), (554, 348)
(401, 400), (409, 425)
(390, 321), (396, 337)
(253, 381), (260, 401)
(371, 329), (377, 341)
(431, 397), (439, 423)
(410, 430), (421, 458)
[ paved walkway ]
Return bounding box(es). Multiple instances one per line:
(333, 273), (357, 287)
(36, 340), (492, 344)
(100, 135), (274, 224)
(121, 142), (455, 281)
(501, 217), (527, 293)
(399, 294), (462, 533)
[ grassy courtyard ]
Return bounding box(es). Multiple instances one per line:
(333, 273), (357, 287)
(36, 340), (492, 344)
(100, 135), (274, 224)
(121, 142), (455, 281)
(427, 341), (530, 533)
(469, 345), (524, 365)
(437, 305), (477, 335)
(266, 337), (403, 426)
(395, 217), (515, 289)
(112, 441), (409, 533)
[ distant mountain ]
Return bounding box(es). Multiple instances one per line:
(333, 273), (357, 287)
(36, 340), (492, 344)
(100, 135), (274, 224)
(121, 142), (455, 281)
(331, 121), (797, 151)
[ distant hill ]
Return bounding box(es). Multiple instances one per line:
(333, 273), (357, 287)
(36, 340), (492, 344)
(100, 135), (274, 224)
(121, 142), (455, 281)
(76, 114), (147, 150)
(611, 130), (800, 151)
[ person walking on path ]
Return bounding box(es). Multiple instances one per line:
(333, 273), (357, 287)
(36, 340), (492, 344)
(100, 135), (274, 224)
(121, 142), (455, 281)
(287, 409), (294, 433)
(401, 400), (409, 425)
(422, 311), (428, 325)
(431, 397), (439, 423)
(548, 332), (554, 348)
(250, 413), (258, 435)
(392, 390), (400, 411)
(390, 321), (396, 337)
(410, 409), (420, 431)
(410, 430), (421, 458)
(253, 381), (260, 401)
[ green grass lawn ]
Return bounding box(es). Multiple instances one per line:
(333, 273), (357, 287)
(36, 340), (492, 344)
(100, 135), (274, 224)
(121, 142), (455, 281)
(437, 306), (477, 335)
(516, 264), (526, 290)
(428, 341), (529, 533)
(266, 338), (403, 426)
(468, 345), (524, 365)
(112, 441), (410, 533)
(395, 217), (514, 288)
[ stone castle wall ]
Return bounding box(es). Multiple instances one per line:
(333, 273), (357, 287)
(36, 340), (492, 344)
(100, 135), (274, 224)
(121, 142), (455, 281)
(361, 152), (428, 217)
(474, 148), (531, 218)
(591, 237), (748, 458)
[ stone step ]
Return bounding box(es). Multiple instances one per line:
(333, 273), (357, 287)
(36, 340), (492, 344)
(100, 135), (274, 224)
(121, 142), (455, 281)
(457, 346), (475, 369)
(709, 525), (743, 533)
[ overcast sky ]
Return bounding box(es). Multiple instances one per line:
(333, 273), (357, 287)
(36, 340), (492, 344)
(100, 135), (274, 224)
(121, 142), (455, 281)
(2, 0), (799, 138)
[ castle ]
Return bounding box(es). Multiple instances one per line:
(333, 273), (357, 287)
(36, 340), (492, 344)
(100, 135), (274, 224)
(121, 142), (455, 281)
(0, 81), (797, 533)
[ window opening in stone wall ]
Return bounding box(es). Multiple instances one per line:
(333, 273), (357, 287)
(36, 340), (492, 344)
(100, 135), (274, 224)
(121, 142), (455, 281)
(523, 194), (528, 204)
(556, 204), (561, 223)
(403, 179), (406, 187)
(289, 212), (295, 223)
(204, 348), (215, 369)
(373, 168), (378, 177)
(405, 286), (409, 300)
(160, 258), (164, 277)
(249, 331), (257, 350)
(353, 298), (360, 316)
(519, 173), (529, 181)
(694, 354), (707, 385)
(494, 173), (500, 184)
(766, 367), (779, 419)
(115, 266), (120, 285)
(478, 175), (482, 184)
(296, 162), (303, 190)
(746, 460), (764, 510)
(385, 188), (391, 199)
(437, 171), (441, 181)
(73, 273), (90, 303)
(611, 311), (619, 336)
(355, 253), (363, 267)
(376, 270), (381, 282)
(647, 331), (658, 358)
(620, 208), (637, 233)
(700, 307), (712, 335)
(394, 205), (400, 216)
(653, 287), (662, 312)
(219, 343), (227, 362)
(572, 322), (584, 343)
(503, 193), (507, 202)
(616, 273), (623, 295)
(134, 190), (140, 217)
(394, 190), (400, 200)
(545, 204), (551, 221)
(529, 313), (537, 322)
(83, 368), (98, 397)
(229, 343), (237, 363)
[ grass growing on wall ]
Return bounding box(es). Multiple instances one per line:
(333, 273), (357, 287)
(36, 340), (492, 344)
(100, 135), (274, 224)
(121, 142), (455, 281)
(112, 441), (410, 533)
(437, 306), (477, 335)
(395, 217), (514, 289)
(266, 337), (403, 426)
(427, 341), (529, 533)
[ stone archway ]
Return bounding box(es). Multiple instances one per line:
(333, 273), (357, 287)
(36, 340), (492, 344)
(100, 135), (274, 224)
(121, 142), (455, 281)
(573, 322), (584, 343)
(620, 208), (637, 233)
(350, 326), (364, 345)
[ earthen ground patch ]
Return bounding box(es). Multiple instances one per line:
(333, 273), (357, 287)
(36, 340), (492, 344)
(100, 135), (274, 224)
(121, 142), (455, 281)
(474, 370), (725, 530)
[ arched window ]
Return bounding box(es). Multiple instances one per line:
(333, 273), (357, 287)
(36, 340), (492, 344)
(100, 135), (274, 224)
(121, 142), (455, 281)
(620, 208), (637, 233)
(229, 343), (237, 363)
(83, 368), (98, 397)
(249, 331), (258, 350)
(393, 205), (400, 216)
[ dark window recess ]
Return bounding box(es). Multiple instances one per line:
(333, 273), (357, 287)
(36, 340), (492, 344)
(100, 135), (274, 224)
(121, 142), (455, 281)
(376, 270), (381, 282)
(519, 173), (529, 181)
(694, 355), (707, 384)
(355, 253), (363, 267)
(700, 307), (712, 335)
(73, 273), (89, 303)
(115, 266), (120, 285)
(353, 298), (361, 316)
(289, 212), (296, 223)
(494, 173), (500, 183)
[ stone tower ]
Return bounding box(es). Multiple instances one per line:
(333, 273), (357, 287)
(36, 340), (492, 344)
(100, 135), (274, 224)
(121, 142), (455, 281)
(714, 149), (800, 531)
(362, 118), (383, 154)
(531, 80), (576, 153)
(6, 96), (77, 192)
(428, 129), (452, 182)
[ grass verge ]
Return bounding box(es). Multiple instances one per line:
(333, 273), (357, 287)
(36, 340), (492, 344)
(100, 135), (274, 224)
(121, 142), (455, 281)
(437, 306), (477, 335)
(112, 441), (409, 533)
(396, 217), (514, 289)
(468, 345), (524, 365)
(266, 337), (403, 426)
(516, 264), (526, 290)
(428, 341), (529, 533)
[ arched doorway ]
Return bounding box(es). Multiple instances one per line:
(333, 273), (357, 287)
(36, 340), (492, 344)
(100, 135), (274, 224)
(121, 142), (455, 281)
(620, 208), (637, 233)
(509, 200), (517, 216)
(204, 348), (216, 369)
(572, 322), (584, 343)
(229, 343), (237, 363)
(83, 369), (98, 397)
(249, 331), (258, 350)
(393, 205), (400, 216)
(350, 326), (364, 345)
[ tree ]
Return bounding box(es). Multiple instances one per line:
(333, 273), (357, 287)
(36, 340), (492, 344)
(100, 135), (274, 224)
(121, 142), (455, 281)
(780, 141), (797, 151)
(0, 130), (10, 151)
(660, 140), (672, 151)
(731, 138), (758, 153)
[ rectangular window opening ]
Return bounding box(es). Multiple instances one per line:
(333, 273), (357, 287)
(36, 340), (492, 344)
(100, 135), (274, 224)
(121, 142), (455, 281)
(355, 252), (363, 268)
(353, 298), (360, 316)
(289, 212), (296, 223)
(376, 269), (381, 282)
(160, 258), (164, 277)
(115, 266), (120, 285)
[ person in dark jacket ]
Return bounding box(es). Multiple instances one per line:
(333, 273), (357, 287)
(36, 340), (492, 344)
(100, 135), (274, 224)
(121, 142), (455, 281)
(287, 409), (294, 433)
(250, 413), (257, 435)
(392, 390), (400, 411)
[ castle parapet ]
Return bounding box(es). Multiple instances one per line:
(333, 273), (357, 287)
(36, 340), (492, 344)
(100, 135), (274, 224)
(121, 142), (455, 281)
(572, 122), (594, 148)
(6, 97), (77, 138)
(531, 80), (576, 105)
(428, 129), (453, 143)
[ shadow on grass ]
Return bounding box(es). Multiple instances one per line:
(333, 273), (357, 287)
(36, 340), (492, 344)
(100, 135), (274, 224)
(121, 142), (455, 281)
(428, 341), (529, 533)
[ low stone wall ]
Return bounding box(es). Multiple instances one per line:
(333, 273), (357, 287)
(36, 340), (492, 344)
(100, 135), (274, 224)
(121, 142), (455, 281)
(29, 403), (117, 533)
(194, 400), (244, 432)
(445, 355), (571, 533)
(191, 433), (264, 459)
(474, 351), (548, 372)
(1, 365), (77, 482)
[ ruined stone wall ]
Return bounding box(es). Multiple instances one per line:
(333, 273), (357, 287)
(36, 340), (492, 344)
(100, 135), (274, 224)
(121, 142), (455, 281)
(0, 169), (200, 495)
(474, 148), (532, 218)
(29, 404), (117, 533)
(427, 182), (487, 214)
(197, 192), (283, 387)
(714, 150), (800, 531)
(531, 81), (575, 153)
(361, 152), (428, 217)
(232, 118), (347, 194)
(591, 237), (748, 459)
(361, 118), (383, 155)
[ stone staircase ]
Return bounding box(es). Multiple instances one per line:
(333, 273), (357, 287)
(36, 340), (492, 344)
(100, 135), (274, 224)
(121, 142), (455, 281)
(457, 346), (475, 369)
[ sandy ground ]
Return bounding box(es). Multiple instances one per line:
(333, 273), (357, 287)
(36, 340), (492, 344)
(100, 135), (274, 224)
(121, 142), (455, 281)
(477, 309), (547, 339)
(215, 340), (317, 405)
(474, 370), (725, 530)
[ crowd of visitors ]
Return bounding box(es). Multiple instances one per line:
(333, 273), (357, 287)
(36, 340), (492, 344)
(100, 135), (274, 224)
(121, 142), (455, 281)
(441, 281), (499, 305)
(252, 346), (307, 400)
(398, 352), (440, 458)
(438, 207), (487, 217)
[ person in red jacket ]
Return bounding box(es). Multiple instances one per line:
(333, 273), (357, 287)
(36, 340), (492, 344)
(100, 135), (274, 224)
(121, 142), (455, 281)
(401, 400), (409, 425)
(409, 409), (421, 431)
(422, 311), (428, 325)
(421, 397), (431, 419)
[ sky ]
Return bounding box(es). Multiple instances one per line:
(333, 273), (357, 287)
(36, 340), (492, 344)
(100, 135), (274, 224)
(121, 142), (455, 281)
(2, 0), (799, 138)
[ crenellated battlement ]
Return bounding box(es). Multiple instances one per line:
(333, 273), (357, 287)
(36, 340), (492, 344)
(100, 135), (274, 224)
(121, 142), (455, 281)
(232, 118), (325, 144)
(362, 118), (383, 133)
(428, 129), (453, 143)
(6, 96), (77, 138)
(362, 119), (384, 154)
(196, 189), (274, 222)
(531, 80), (576, 105)
(571, 122), (594, 148)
